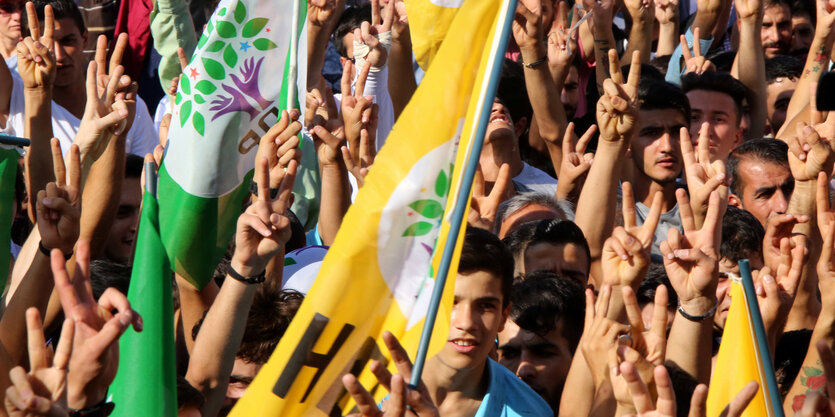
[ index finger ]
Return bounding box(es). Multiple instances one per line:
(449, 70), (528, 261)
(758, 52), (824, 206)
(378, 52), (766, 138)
(622, 181), (637, 228)
(625, 50), (641, 92)
(110, 33), (129, 74)
(50, 138), (66, 187)
(42, 4), (53, 44)
(26, 308), (48, 371)
(256, 157), (270, 201)
(680, 34), (692, 62)
(651, 285), (669, 337)
(94, 35), (108, 78)
(340, 60), (353, 98)
(680, 126), (697, 167)
(382, 331), (414, 381)
(355, 61), (371, 98)
(25, 2), (40, 42)
(692, 28), (701, 57)
(275, 160), (298, 214)
(675, 188), (696, 232)
(697, 122), (711, 165)
(607, 49), (623, 84)
(817, 171), (830, 215)
(639, 191), (663, 246)
(621, 286), (645, 333)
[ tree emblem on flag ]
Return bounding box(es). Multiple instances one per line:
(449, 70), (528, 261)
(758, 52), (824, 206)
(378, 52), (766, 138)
(175, 0), (278, 136)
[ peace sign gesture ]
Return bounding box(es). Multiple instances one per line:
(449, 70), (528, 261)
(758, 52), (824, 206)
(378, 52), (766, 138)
(597, 50), (642, 143)
(230, 158), (298, 278)
(17, 2), (55, 89)
(4, 309), (74, 417)
(468, 164), (511, 231)
(556, 123), (596, 201)
(601, 182), (663, 288)
(680, 28), (715, 75)
(37, 139), (81, 255)
(680, 124), (727, 228)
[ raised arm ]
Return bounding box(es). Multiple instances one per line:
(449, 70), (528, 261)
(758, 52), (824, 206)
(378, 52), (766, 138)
(186, 158), (296, 417)
(622, 0), (654, 65)
(585, 0), (617, 95)
(784, 2), (835, 126)
(733, 0), (767, 139)
(654, 0), (680, 56)
(387, 0), (416, 119)
(149, 0), (197, 93)
(307, 0), (342, 92)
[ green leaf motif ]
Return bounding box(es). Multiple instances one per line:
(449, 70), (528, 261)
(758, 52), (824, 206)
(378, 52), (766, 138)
(805, 367), (824, 377)
(206, 18), (214, 34)
(197, 33), (208, 49)
(242, 18), (268, 38)
(180, 100), (192, 127)
(218, 7), (226, 15)
(215, 21), (237, 39)
(223, 44), (238, 68)
(175, 92), (182, 105)
(253, 38), (277, 51)
(435, 170), (448, 198)
(192, 111), (205, 136)
(194, 94), (205, 104)
(180, 75), (191, 95)
(207, 40), (225, 52)
(403, 221), (434, 237)
(194, 80), (217, 95)
(409, 200), (444, 219)
(284, 257), (298, 266)
(202, 58), (226, 80)
(234, 0), (247, 24)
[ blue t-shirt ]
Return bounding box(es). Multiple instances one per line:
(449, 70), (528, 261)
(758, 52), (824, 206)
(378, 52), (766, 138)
(475, 359), (554, 417)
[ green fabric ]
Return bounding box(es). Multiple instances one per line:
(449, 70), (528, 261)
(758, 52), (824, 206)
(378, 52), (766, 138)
(108, 190), (177, 417)
(291, 133), (321, 231)
(150, 0), (198, 93)
(0, 147), (18, 292)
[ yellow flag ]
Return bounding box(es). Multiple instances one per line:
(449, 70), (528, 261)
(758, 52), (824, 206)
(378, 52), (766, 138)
(406, 0), (464, 70)
(228, 0), (507, 414)
(706, 281), (774, 416)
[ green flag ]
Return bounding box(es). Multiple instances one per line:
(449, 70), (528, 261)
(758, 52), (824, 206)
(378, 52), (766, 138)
(109, 172), (176, 416)
(0, 145), (19, 291)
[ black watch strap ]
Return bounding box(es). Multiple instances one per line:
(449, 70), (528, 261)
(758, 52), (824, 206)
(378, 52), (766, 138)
(249, 180), (279, 199)
(68, 400), (115, 417)
(227, 265), (266, 284)
(39, 241), (72, 260)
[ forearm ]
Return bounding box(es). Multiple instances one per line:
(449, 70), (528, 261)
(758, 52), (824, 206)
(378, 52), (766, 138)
(692, 9), (720, 41)
(666, 297), (715, 384)
(79, 134), (125, 258)
(149, 0), (197, 92)
(592, 24), (616, 95)
(623, 20), (653, 65)
(736, 18), (767, 139)
(786, 32), (833, 124)
(175, 274), (218, 355)
(186, 276), (257, 417)
(23, 88), (54, 222)
(787, 181), (821, 330)
(521, 43), (566, 149)
(782, 309), (835, 414)
(388, 30), (417, 119)
(656, 22), (679, 57)
(307, 24), (331, 92)
(559, 349), (598, 417)
(0, 250), (53, 365)
(317, 164), (351, 246)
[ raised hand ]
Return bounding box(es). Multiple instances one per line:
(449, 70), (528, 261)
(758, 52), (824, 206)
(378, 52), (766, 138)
(596, 50), (642, 143)
(733, 0), (763, 21)
(342, 128), (376, 188)
(231, 157), (298, 278)
(624, 0), (653, 23)
(353, 0), (393, 68)
(513, 0), (543, 51)
(51, 241), (142, 410)
(305, 86), (339, 130)
(468, 164), (511, 231)
(618, 363), (676, 417)
(556, 123), (595, 201)
(753, 236), (806, 350)
(343, 332), (439, 417)
(546, 1), (578, 69)
(254, 110), (302, 194)
(660, 190), (721, 316)
(654, 0), (678, 25)
(786, 121), (835, 182)
(308, 0), (336, 27)
(762, 213), (809, 273)
(37, 139), (81, 255)
(341, 60), (374, 162)
(601, 182), (662, 288)
(4, 309), (74, 417)
(816, 171), (835, 299)
(17, 2), (55, 89)
(582, 286), (631, 388)
(73, 58), (131, 168)
(680, 29), (715, 75)
(311, 120), (348, 169)
(680, 124), (727, 228)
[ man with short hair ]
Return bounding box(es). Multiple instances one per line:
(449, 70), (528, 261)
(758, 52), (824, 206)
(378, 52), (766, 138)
(789, 0), (815, 58)
(0, 0), (22, 63)
(761, 0), (793, 58)
(497, 272), (585, 414)
(100, 153), (143, 264)
(681, 71), (746, 161)
(765, 55), (803, 133)
(726, 138), (794, 227)
(423, 227), (553, 417)
(519, 219), (590, 285)
(494, 192), (572, 238)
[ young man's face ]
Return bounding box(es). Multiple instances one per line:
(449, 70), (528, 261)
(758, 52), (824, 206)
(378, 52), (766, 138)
(632, 108), (687, 184)
(562, 66), (580, 120)
(766, 76), (798, 132)
(729, 158), (793, 227)
(0, 1), (22, 44)
(791, 13), (814, 58)
(51, 17), (87, 88)
(523, 242), (589, 284)
(497, 319), (572, 412)
(761, 3), (792, 58)
(686, 90), (742, 161)
(485, 100), (521, 144)
(218, 358), (262, 416)
(436, 270), (509, 372)
(102, 176), (141, 264)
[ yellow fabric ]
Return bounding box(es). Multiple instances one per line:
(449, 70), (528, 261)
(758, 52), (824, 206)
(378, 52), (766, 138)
(406, 0), (464, 70)
(706, 282), (773, 417)
(228, 0), (502, 414)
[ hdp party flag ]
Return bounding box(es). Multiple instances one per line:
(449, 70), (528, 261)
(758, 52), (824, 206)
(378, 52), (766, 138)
(158, 0), (307, 289)
(229, 0), (514, 413)
(407, 0), (467, 70)
(0, 143), (19, 290)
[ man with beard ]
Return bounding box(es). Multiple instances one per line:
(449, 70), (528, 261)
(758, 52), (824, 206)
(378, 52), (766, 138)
(761, 0), (793, 57)
(497, 272), (585, 414)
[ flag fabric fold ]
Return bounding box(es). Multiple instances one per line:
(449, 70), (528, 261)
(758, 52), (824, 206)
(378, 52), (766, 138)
(0, 145), (18, 290)
(109, 176), (176, 417)
(157, 0), (307, 289)
(229, 0), (509, 413)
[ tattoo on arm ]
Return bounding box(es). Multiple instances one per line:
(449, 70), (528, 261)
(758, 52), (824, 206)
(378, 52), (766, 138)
(791, 362), (826, 412)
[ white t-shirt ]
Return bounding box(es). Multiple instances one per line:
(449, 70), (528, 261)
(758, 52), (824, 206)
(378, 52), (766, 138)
(513, 162), (558, 196)
(8, 72), (159, 157)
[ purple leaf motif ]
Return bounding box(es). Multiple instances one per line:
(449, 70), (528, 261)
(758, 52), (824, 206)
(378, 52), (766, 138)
(230, 57), (272, 110)
(209, 83), (260, 121)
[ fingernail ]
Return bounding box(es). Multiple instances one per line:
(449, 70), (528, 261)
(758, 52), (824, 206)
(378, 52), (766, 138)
(626, 236), (635, 245)
(611, 366), (620, 376)
(666, 252), (674, 260)
(804, 126), (814, 136)
(119, 312), (130, 327)
(119, 109), (128, 117)
(716, 173), (725, 181)
(674, 249), (687, 257)
(43, 197), (53, 205)
(763, 274), (774, 284)
(261, 228), (272, 237)
(621, 254), (629, 260)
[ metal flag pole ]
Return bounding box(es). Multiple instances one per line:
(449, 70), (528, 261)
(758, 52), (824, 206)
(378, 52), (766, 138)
(408, 0), (518, 389)
(738, 259), (786, 417)
(287, 0), (301, 110)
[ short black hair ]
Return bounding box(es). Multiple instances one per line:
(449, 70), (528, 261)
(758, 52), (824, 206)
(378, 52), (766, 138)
(125, 154), (144, 179)
(681, 71), (748, 124)
(622, 63), (664, 82)
(508, 271), (585, 353)
(496, 58), (532, 133)
(177, 375), (205, 411)
(706, 50), (737, 73)
(638, 78), (691, 123)
(89, 259), (132, 300)
(720, 206), (765, 263)
(637, 263), (678, 310)
(765, 55), (803, 84)
(790, 0), (815, 26)
(726, 138), (791, 195)
(649, 55), (672, 76)
(331, 3), (371, 57)
(24, 0), (86, 35)
(765, 0), (792, 10)
(502, 220), (539, 267)
(523, 219), (591, 272)
(459, 227), (514, 307)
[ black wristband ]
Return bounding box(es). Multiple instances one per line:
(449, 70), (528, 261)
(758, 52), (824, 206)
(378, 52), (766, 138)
(227, 264), (266, 284)
(249, 180), (279, 199)
(39, 241), (71, 260)
(678, 298), (718, 322)
(68, 400), (114, 417)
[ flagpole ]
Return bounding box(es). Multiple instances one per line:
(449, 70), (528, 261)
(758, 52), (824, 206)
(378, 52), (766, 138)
(738, 259), (786, 417)
(408, 0), (518, 389)
(287, 0), (300, 110)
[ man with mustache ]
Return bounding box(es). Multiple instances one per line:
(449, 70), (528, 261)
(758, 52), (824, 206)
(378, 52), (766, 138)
(762, 0), (793, 57)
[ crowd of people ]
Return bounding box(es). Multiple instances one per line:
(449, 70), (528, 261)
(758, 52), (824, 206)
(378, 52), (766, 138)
(2, 0), (835, 414)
